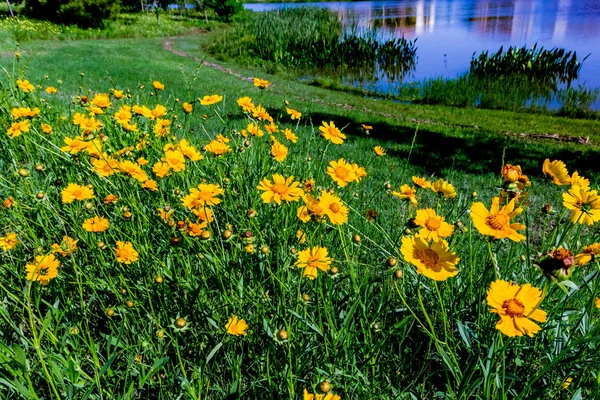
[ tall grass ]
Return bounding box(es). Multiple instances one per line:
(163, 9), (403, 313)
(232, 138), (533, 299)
(470, 44), (588, 88)
(209, 8), (417, 79)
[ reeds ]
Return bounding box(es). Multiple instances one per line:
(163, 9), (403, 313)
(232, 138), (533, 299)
(210, 7), (417, 80)
(470, 44), (588, 88)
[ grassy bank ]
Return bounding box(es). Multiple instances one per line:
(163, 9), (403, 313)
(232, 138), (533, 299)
(208, 8), (599, 118)
(0, 25), (600, 399)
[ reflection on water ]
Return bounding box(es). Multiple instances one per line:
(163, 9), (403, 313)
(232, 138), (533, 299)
(246, 0), (600, 91)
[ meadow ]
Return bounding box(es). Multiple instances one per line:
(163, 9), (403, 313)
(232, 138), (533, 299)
(1, 11), (600, 399)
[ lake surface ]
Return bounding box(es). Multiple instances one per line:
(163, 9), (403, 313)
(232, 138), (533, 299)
(246, 0), (600, 94)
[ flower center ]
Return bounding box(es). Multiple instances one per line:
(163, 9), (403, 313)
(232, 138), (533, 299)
(271, 183), (288, 195)
(335, 166), (349, 179)
(329, 203), (340, 213)
(425, 218), (441, 231)
(486, 213), (509, 230)
(416, 248), (439, 268)
(502, 298), (525, 317)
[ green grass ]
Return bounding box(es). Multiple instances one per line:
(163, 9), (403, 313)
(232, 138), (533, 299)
(0, 28), (599, 399)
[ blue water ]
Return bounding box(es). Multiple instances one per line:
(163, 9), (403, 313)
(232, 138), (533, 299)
(246, 0), (600, 104)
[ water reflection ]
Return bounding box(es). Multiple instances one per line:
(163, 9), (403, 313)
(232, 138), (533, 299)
(246, 0), (600, 89)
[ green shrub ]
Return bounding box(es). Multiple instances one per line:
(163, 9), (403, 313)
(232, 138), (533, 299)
(24, 0), (120, 28)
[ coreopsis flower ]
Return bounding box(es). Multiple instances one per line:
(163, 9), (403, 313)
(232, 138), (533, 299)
(257, 174), (303, 205)
(253, 77), (270, 89)
(83, 216), (110, 232)
(571, 171), (590, 190)
(251, 105), (273, 122)
(17, 79), (35, 92)
(41, 124), (52, 134)
(79, 116), (103, 134)
(271, 140), (288, 162)
(183, 102), (193, 113)
(265, 123), (278, 134)
(132, 105), (153, 118)
(412, 176), (430, 189)
(351, 164), (367, 183)
(181, 184), (224, 209)
(374, 146), (386, 156)
(114, 241), (139, 264)
(200, 94), (223, 106)
(6, 120), (30, 138)
(2, 197), (14, 209)
(327, 159), (356, 187)
(61, 183), (95, 204)
(296, 230), (307, 244)
(205, 139), (232, 156)
(303, 389), (341, 400)
(595, 298), (600, 309)
(119, 160), (149, 182)
(501, 164), (522, 183)
(137, 157), (149, 166)
(543, 159), (570, 185)
(295, 246), (333, 279)
(318, 191), (348, 225)
(26, 254), (59, 285)
(301, 194), (325, 221)
(0, 233), (19, 251)
(361, 124), (373, 133)
(283, 128), (298, 143)
(225, 315), (249, 336)
(215, 134), (229, 143)
(319, 121), (346, 145)
(391, 184), (418, 207)
(562, 185), (600, 225)
(470, 197), (525, 241)
(237, 96), (254, 112)
(297, 205), (311, 223)
(92, 155), (119, 177)
(286, 107), (301, 120)
(178, 139), (203, 161)
(303, 179), (315, 193)
(45, 86), (58, 94)
(104, 194), (118, 205)
(91, 93), (111, 109)
(575, 243), (600, 266)
(245, 122), (264, 137)
(111, 89), (124, 99)
(430, 178), (457, 198)
(152, 161), (172, 178)
(51, 236), (78, 257)
(11, 107), (40, 119)
(113, 106), (132, 124)
(400, 235), (459, 280)
(186, 222), (204, 236)
(191, 207), (214, 227)
(153, 81), (165, 90)
(414, 209), (454, 241)
(486, 280), (546, 337)
(151, 105), (168, 119)
(163, 150), (186, 172)
(142, 180), (158, 191)
(157, 207), (174, 222)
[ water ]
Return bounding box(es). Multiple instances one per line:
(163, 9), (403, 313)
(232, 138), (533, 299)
(246, 0), (600, 103)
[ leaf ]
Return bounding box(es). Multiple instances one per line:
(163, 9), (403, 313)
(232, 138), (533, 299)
(139, 357), (168, 388)
(206, 342), (222, 364)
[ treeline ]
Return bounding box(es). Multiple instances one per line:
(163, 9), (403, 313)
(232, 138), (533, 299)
(11, 0), (243, 28)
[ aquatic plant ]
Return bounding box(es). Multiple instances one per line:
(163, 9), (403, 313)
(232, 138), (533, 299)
(470, 44), (588, 88)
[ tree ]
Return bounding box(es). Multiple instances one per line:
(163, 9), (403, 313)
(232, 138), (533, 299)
(207, 0), (242, 22)
(24, 0), (121, 28)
